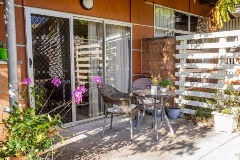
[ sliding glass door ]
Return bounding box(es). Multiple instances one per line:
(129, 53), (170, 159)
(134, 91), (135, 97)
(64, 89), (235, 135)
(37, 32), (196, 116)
(26, 8), (132, 125)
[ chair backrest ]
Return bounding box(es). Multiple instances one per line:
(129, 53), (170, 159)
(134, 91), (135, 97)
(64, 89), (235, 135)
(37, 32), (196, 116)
(99, 83), (126, 98)
(132, 78), (152, 91)
(98, 83), (134, 115)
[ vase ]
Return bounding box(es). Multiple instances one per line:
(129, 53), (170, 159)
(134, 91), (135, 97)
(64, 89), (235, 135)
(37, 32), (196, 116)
(160, 87), (166, 92)
(151, 85), (157, 95)
(0, 48), (7, 60)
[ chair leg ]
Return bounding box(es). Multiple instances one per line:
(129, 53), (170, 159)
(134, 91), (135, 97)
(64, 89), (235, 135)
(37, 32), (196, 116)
(136, 106), (146, 131)
(130, 118), (133, 141)
(102, 114), (107, 137)
(110, 114), (113, 130)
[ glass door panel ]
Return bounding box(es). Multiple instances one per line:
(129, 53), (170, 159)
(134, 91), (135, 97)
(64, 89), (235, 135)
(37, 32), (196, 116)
(105, 24), (131, 92)
(31, 14), (72, 123)
(73, 19), (103, 121)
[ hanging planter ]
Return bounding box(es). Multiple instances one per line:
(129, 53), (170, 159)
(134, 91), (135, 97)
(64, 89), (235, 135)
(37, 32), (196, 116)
(0, 48), (8, 60)
(0, 41), (7, 60)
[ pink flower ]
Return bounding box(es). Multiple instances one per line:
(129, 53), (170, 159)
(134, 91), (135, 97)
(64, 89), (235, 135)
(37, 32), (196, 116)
(22, 78), (31, 85)
(51, 78), (61, 87)
(93, 76), (102, 85)
(73, 85), (87, 104)
(93, 76), (102, 88)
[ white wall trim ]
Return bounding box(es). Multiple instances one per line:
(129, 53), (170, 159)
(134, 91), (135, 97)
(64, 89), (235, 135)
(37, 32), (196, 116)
(24, 7), (132, 27)
(133, 23), (153, 28)
(17, 44), (26, 47)
(132, 49), (142, 51)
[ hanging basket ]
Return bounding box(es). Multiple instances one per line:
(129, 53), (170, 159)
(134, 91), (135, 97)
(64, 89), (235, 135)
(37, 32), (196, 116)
(0, 48), (8, 60)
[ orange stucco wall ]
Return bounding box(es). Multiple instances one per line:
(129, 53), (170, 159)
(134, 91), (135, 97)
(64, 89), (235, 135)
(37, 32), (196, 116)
(0, 0), (212, 81)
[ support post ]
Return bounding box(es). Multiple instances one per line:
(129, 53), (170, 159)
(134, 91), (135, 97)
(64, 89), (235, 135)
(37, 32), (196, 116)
(4, 0), (19, 106)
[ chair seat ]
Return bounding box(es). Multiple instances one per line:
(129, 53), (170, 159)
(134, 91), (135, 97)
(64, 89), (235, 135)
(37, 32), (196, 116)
(107, 104), (137, 114)
(143, 99), (160, 104)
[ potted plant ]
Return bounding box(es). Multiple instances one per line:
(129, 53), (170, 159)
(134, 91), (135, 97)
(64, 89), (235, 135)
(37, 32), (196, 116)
(210, 85), (240, 133)
(166, 102), (181, 119)
(158, 78), (172, 92)
(151, 76), (158, 95)
(0, 41), (7, 60)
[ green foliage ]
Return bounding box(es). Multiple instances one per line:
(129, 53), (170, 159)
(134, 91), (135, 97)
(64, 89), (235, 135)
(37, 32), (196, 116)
(207, 85), (240, 114)
(158, 78), (172, 88)
(207, 0), (240, 31)
(195, 107), (212, 119)
(186, 85), (240, 115)
(0, 86), (63, 160)
(193, 107), (213, 123)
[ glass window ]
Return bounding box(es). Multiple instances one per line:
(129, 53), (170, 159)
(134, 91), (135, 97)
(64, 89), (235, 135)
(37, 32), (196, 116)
(154, 5), (207, 37)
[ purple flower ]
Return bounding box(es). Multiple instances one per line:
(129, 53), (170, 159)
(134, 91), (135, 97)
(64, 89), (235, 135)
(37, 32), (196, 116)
(51, 78), (61, 87)
(93, 76), (102, 85)
(22, 78), (31, 85)
(73, 85), (87, 104)
(93, 76), (102, 88)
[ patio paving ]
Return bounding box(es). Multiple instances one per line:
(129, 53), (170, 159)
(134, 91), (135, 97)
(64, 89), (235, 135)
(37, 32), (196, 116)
(52, 114), (240, 160)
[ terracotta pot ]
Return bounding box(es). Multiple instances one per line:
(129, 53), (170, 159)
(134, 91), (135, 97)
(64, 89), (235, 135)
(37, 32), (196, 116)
(6, 156), (27, 160)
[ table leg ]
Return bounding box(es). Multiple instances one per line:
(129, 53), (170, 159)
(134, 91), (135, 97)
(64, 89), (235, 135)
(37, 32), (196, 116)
(164, 114), (174, 134)
(154, 97), (158, 141)
(160, 96), (174, 134)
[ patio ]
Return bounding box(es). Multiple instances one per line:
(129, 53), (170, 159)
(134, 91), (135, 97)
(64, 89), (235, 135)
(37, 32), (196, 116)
(48, 114), (240, 160)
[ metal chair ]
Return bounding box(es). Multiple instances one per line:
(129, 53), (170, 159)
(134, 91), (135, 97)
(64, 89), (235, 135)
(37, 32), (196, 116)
(98, 83), (139, 140)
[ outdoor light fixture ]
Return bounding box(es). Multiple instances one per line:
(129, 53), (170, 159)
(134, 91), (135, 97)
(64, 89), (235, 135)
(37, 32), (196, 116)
(80, 0), (94, 10)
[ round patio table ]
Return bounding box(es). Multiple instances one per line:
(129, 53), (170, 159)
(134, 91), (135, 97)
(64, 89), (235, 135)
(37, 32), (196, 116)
(134, 89), (176, 141)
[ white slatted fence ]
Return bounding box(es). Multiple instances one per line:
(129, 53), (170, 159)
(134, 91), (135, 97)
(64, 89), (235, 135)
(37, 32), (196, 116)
(175, 30), (240, 110)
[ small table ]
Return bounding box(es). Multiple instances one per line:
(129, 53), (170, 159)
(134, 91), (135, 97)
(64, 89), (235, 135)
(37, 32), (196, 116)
(134, 89), (176, 141)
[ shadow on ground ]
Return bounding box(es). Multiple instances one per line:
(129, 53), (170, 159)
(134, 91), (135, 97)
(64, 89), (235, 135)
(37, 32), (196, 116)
(51, 115), (214, 160)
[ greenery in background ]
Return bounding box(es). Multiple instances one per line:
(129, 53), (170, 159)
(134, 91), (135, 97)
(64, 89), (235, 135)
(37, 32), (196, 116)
(194, 107), (213, 122)
(206, 0), (240, 31)
(186, 85), (240, 115)
(208, 85), (240, 114)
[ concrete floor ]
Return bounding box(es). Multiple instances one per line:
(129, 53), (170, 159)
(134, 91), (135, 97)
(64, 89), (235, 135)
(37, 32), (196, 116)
(51, 114), (240, 160)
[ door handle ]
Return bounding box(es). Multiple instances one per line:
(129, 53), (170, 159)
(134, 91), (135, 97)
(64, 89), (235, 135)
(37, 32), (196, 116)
(29, 58), (32, 68)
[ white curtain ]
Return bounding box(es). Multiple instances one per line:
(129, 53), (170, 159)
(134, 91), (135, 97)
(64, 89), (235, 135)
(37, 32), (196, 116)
(88, 21), (103, 117)
(155, 6), (175, 37)
(105, 24), (130, 93)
